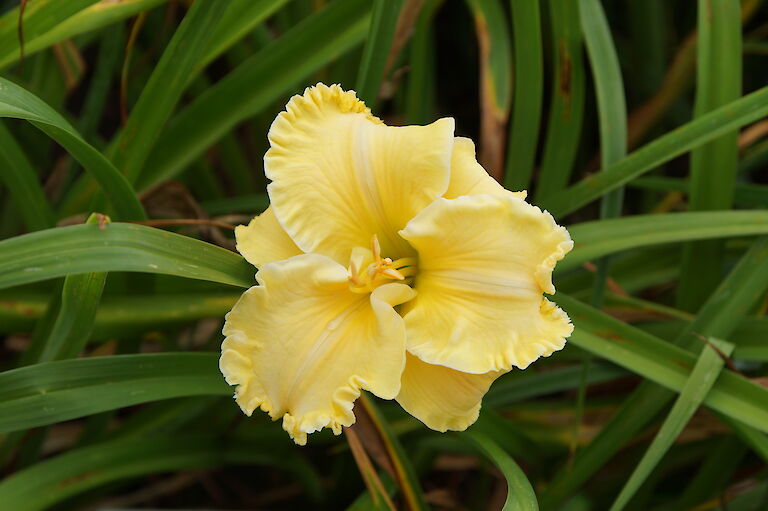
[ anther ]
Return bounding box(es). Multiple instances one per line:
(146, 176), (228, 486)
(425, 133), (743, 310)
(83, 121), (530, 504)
(371, 234), (382, 261)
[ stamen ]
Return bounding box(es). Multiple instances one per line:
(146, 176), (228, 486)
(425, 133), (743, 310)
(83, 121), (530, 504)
(380, 268), (405, 280)
(371, 234), (381, 261)
(348, 236), (418, 293)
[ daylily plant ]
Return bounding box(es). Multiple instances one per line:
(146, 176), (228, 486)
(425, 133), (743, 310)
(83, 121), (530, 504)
(220, 83), (573, 445)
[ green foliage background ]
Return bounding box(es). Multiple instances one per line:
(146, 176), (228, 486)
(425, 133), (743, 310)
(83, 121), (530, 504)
(1, 0), (768, 509)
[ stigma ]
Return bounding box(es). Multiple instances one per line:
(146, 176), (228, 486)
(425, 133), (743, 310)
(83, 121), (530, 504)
(348, 235), (417, 293)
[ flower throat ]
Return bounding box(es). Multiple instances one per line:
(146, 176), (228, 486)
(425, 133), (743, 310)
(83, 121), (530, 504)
(347, 235), (417, 293)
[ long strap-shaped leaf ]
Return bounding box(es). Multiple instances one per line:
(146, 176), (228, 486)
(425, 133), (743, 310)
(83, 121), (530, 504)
(466, 0), (512, 179)
(464, 430), (539, 511)
(677, 0), (742, 311)
(562, 210), (768, 272)
(542, 237), (768, 508)
(558, 288), (768, 430)
(0, 121), (54, 231)
(0, 291), (240, 339)
(0, 0), (164, 71)
(0, 223), (253, 290)
(136, 0), (372, 191)
(630, 176), (768, 207)
(534, 0), (585, 202)
(564, 320), (768, 433)
(0, 77), (145, 220)
(21, 215), (108, 365)
(108, 0), (229, 184)
(0, 433), (317, 511)
(197, 0), (290, 72)
(356, 0), (405, 108)
(574, 0), (629, 452)
(505, 0), (544, 191)
(608, 339), (734, 510)
(0, 353), (228, 433)
(0, 0), (99, 68)
(578, 0), (627, 303)
(539, 83), (768, 218)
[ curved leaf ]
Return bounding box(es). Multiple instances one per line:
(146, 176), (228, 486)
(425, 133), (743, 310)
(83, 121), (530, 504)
(356, 0), (405, 108)
(0, 353), (228, 433)
(0, 0), (100, 69)
(505, 0), (544, 190)
(540, 84), (768, 217)
(464, 431), (538, 511)
(0, 0), (165, 71)
(0, 121), (54, 231)
(0, 77), (145, 220)
(0, 433), (318, 511)
(562, 211), (768, 271)
(0, 223), (253, 290)
(136, 0), (372, 191)
(108, 0), (229, 184)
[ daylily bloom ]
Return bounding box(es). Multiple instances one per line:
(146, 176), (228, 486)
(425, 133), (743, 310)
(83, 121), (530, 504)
(220, 83), (573, 445)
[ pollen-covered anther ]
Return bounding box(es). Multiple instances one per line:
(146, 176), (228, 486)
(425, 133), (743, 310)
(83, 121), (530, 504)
(348, 236), (417, 293)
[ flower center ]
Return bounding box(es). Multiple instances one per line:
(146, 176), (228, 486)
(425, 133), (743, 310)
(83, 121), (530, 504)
(348, 235), (417, 294)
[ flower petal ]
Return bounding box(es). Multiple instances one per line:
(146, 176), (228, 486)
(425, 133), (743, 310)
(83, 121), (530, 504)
(220, 254), (416, 445)
(265, 83), (455, 263)
(444, 137), (526, 200)
(399, 194), (573, 374)
(397, 353), (504, 432)
(235, 206), (302, 268)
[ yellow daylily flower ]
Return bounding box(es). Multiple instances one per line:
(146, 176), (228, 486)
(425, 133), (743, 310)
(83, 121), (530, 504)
(220, 83), (573, 445)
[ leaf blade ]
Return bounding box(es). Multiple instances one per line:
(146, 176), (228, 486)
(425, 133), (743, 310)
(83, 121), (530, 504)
(0, 223), (253, 290)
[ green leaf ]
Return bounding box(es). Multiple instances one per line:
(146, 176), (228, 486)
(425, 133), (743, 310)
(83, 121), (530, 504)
(561, 211), (768, 272)
(464, 430), (539, 511)
(0, 0), (100, 69)
(534, 0), (585, 202)
(677, 0), (742, 311)
(0, 433), (316, 511)
(108, 0), (229, 184)
(356, 0), (405, 108)
(542, 237), (768, 508)
(484, 363), (626, 409)
(0, 76), (145, 220)
(575, 0), (629, 445)
(557, 294), (768, 433)
(0, 223), (253, 291)
(0, 121), (54, 231)
(197, 0), (290, 71)
(0, 0), (165, 71)
(21, 272), (106, 365)
(629, 176), (768, 208)
(578, 0), (627, 171)
(608, 339), (734, 510)
(21, 216), (107, 365)
(0, 353), (228, 433)
(405, 0), (440, 125)
(539, 84), (768, 218)
(465, 0), (512, 114)
(136, 0), (372, 191)
(0, 291), (239, 338)
(578, 0), (628, 297)
(505, 0), (544, 191)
